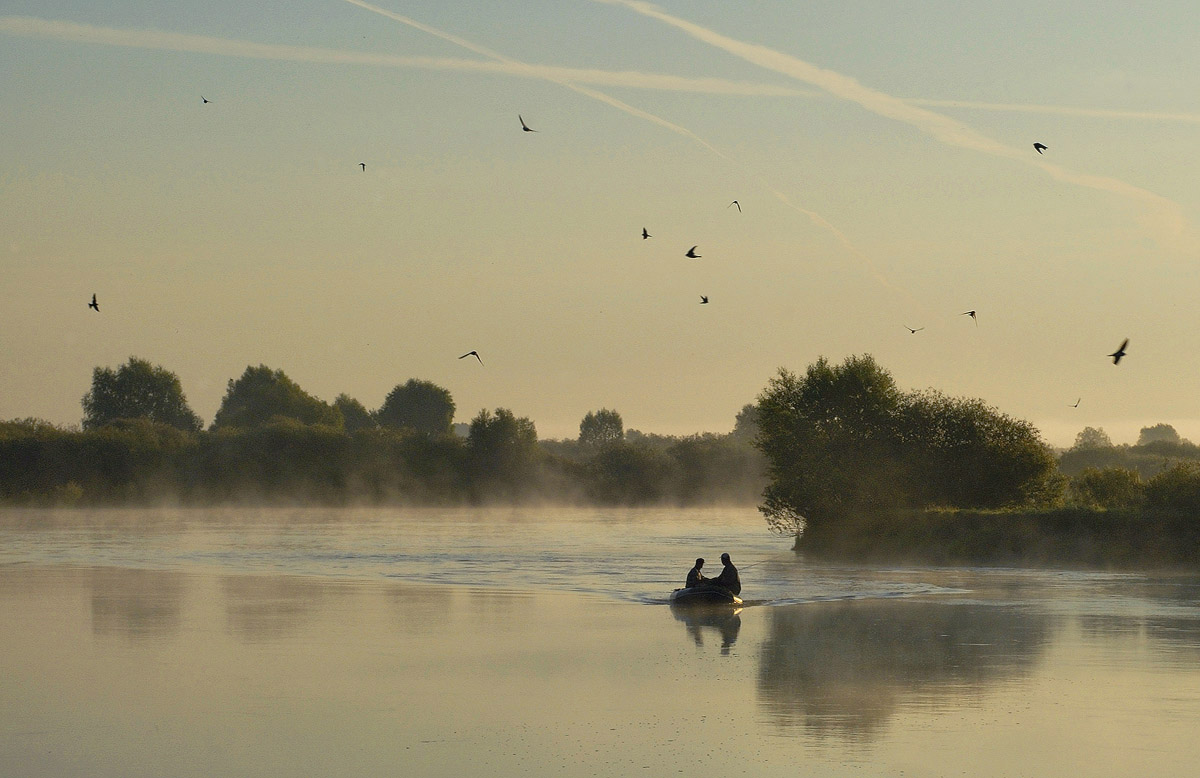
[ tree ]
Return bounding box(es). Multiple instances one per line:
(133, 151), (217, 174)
(334, 394), (376, 433)
(1069, 467), (1144, 509)
(578, 408), (624, 449)
(756, 355), (1061, 540)
(211, 365), (341, 429)
(467, 408), (540, 497)
(584, 442), (674, 503)
(1145, 462), (1200, 511)
(1072, 427), (1113, 450)
(756, 355), (907, 536)
(900, 390), (1059, 509)
(1137, 423), (1181, 447)
(81, 356), (202, 432)
(731, 403), (760, 442)
(376, 379), (455, 436)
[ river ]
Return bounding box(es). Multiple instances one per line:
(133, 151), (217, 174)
(2, 506), (1199, 777)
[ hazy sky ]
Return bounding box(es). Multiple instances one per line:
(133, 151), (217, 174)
(3, 0), (1200, 446)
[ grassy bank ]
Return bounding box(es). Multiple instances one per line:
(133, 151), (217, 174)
(795, 507), (1200, 569)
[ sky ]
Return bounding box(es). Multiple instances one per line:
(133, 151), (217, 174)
(3, 0), (1200, 446)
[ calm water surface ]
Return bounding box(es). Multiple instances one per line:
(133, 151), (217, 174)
(2, 506), (1200, 777)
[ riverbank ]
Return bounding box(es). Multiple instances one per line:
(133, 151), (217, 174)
(795, 507), (1200, 569)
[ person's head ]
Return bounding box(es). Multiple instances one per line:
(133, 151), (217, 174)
(695, 558), (704, 568)
(721, 553), (731, 564)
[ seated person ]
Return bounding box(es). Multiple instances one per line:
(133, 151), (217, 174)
(685, 557), (707, 588)
(710, 552), (740, 595)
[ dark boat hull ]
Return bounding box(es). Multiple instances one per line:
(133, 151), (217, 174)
(669, 584), (743, 606)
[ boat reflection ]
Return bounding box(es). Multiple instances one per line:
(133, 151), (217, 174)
(670, 602), (742, 655)
(757, 599), (1052, 738)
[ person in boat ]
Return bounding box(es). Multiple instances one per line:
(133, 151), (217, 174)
(710, 552), (740, 595)
(685, 557), (707, 589)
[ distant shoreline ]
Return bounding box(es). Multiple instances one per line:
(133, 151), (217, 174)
(793, 508), (1200, 569)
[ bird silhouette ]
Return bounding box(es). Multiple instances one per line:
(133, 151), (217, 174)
(728, 200), (741, 212)
(1071, 398), (1081, 408)
(905, 326), (924, 334)
(962, 310), (977, 326)
(642, 227), (651, 240)
(359, 162), (365, 171)
(685, 246), (700, 258)
(1033, 143), (1047, 154)
(700, 295), (708, 304)
(459, 350), (484, 366)
(518, 115), (537, 132)
(201, 96), (210, 104)
(1109, 338), (1129, 365)
(88, 293), (99, 312)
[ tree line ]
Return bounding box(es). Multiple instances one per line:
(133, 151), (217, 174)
(753, 354), (1200, 564)
(9, 353), (1200, 535)
(0, 357), (763, 505)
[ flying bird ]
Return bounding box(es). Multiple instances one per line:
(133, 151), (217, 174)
(728, 200), (741, 212)
(459, 350), (484, 366)
(685, 246), (700, 258)
(962, 310), (977, 326)
(905, 326), (924, 334)
(201, 96), (210, 104)
(518, 115), (537, 132)
(642, 227), (651, 240)
(1033, 142), (1047, 154)
(88, 293), (99, 312)
(359, 162), (365, 171)
(1109, 338), (1129, 365)
(700, 295), (708, 304)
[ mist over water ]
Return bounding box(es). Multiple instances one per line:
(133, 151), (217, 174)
(4, 506), (1200, 777)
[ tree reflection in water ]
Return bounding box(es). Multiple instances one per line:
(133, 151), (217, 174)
(757, 599), (1052, 738)
(671, 603), (742, 655)
(90, 567), (185, 641)
(221, 574), (349, 642)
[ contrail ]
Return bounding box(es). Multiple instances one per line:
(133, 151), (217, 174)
(10, 17), (1200, 124)
(0, 16), (806, 97)
(910, 98), (1200, 125)
(596, 0), (1195, 251)
(337, 0), (904, 293)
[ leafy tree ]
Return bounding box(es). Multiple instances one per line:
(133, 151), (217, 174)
(376, 379), (455, 436)
(667, 433), (765, 504)
(756, 355), (1061, 539)
(467, 408), (540, 498)
(578, 408), (624, 449)
(731, 403), (760, 442)
(900, 390), (1059, 509)
(1137, 423), (1182, 447)
(1069, 467), (1144, 509)
(81, 357), (202, 432)
(1145, 462), (1200, 511)
(334, 394), (376, 433)
(1072, 427), (1113, 450)
(756, 355), (907, 536)
(584, 441), (674, 503)
(211, 365), (341, 429)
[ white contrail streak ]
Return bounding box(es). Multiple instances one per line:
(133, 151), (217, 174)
(8, 17), (1200, 124)
(336, 0), (898, 288)
(909, 98), (1200, 125)
(596, 0), (1194, 251)
(0, 16), (805, 97)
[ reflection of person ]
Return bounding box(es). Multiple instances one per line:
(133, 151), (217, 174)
(711, 552), (740, 595)
(685, 558), (707, 588)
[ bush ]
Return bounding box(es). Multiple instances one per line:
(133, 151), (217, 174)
(1069, 467), (1144, 509)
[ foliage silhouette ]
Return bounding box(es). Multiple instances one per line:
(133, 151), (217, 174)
(376, 380), (455, 436)
(212, 365), (340, 429)
(82, 357), (202, 432)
